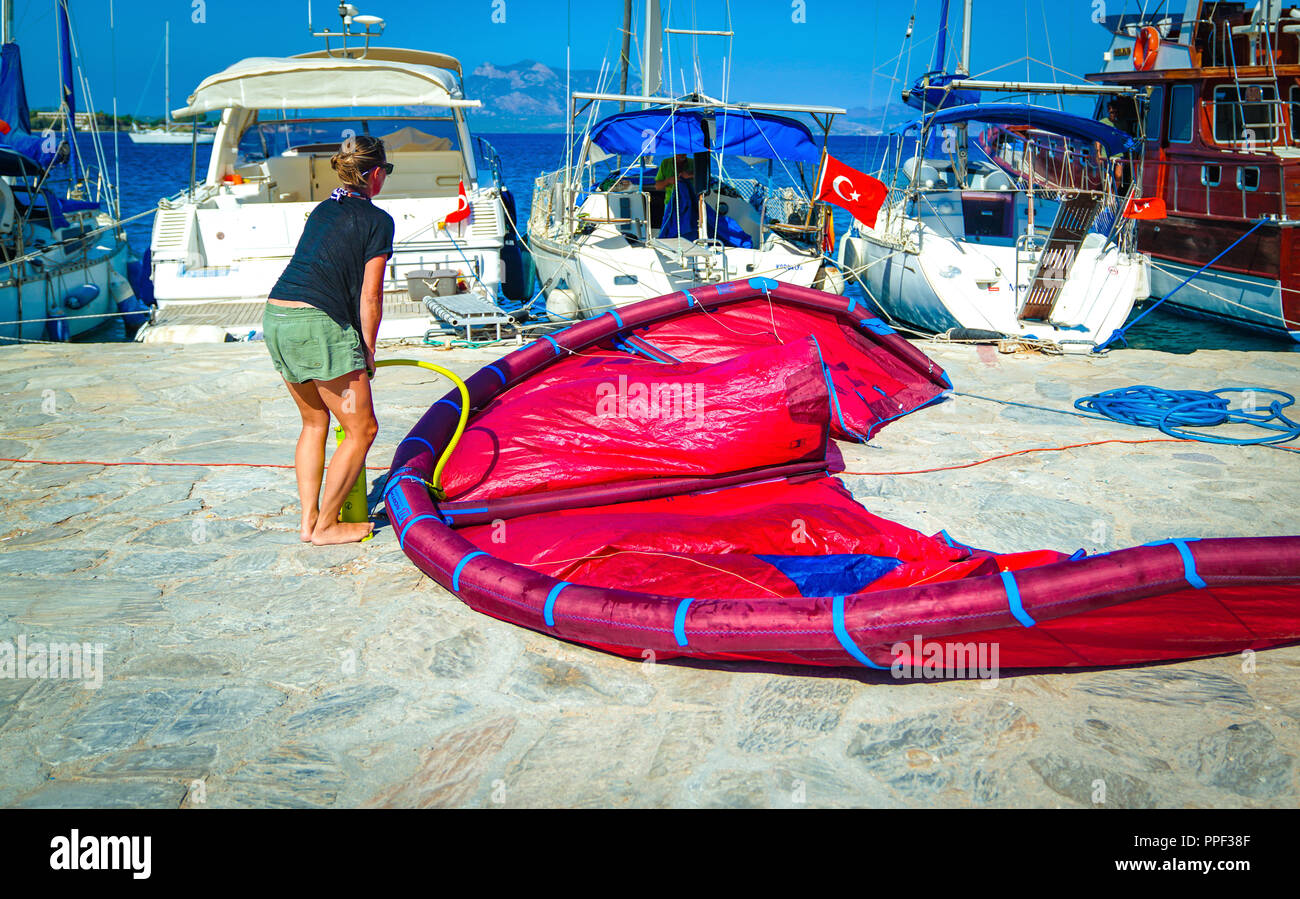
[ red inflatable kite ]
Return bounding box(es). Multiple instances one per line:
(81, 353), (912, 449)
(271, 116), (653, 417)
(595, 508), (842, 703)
(385, 279), (1300, 671)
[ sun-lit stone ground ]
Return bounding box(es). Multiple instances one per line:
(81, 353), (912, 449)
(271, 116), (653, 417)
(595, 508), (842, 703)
(0, 336), (1297, 808)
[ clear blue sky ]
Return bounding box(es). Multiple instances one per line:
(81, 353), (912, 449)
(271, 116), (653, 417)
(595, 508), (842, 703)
(14, 0), (1114, 117)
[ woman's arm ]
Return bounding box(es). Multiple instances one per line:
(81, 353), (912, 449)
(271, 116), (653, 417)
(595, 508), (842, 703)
(359, 254), (387, 374)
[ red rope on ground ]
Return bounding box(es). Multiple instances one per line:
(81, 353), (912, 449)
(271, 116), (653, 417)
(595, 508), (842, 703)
(1, 438), (1198, 478)
(0, 458), (391, 470)
(839, 438), (1195, 476)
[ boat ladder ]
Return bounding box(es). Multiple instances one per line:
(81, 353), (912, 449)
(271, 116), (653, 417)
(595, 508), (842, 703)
(1017, 194), (1102, 322)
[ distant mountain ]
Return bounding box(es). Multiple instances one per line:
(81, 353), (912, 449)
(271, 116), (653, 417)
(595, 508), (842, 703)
(462, 60), (912, 136)
(465, 60), (619, 132)
(833, 105), (916, 136)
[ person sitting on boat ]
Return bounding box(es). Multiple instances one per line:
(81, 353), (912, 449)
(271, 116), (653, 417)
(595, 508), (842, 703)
(654, 153), (695, 202)
(262, 134), (395, 545)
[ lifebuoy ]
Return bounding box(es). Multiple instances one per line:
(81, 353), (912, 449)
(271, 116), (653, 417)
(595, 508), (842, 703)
(1134, 25), (1160, 71)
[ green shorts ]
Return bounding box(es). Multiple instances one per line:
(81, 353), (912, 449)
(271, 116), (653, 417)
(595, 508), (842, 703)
(263, 304), (366, 383)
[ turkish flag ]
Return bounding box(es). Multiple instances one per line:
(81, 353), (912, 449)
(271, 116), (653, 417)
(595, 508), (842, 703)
(815, 154), (889, 228)
(1123, 196), (1166, 220)
(444, 180), (472, 225)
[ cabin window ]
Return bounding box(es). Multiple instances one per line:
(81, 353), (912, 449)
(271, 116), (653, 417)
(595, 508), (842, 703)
(1168, 85), (1195, 142)
(1237, 167), (1261, 191)
(1143, 86), (1164, 141)
(1213, 84), (1278, 145)
(1201, 165), (1221, 186)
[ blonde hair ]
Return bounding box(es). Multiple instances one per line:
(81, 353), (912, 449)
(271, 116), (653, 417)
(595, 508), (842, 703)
(330, 135), (387, 189)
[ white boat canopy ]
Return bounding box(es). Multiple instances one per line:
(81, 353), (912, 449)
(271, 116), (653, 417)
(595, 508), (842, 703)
(171, 54), (481, 118)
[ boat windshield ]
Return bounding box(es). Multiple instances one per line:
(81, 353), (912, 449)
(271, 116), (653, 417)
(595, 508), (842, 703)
(238, 113), (460, 160)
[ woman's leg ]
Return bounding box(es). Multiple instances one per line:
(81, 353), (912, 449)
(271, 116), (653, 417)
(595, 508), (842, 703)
(283, 378), (331, 541)
(311, 367), (378, 545)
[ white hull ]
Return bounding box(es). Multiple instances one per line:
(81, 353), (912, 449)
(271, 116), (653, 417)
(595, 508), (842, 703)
(128, 129), (215, 144)
(0, 219), (136, 343)
(840, 210), (1149, 354)
(529, 229), (833, 320)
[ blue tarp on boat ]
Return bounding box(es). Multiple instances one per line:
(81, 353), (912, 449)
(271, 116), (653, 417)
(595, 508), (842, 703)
(916, 102), (1138, 154)
(0, 43), (54, 165)
(588, 108), (823, 163)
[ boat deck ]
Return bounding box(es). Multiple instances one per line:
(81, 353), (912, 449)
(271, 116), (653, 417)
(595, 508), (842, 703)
(143, 297), (436, 342)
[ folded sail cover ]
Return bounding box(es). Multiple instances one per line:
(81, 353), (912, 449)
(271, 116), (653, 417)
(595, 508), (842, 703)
(919, 102), (1139, 154)
(586, 108), (823, 163)
(387, 280), (1300, 669)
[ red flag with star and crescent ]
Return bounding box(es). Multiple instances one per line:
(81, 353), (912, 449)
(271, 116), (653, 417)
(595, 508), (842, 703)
(443, 180), (472, 226)
(815, 154), (889, 228)
(1122, 195), (1166, 220)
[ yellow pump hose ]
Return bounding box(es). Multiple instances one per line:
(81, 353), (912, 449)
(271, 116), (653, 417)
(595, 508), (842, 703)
(338, 358), (472, 528)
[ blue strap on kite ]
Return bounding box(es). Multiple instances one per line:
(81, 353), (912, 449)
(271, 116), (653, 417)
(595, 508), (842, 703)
(452, 551), (488, 591)
(673, 597), (695, 647)
(1146, 538), (1206, 589)
(846, 296), (857, 314)
(832, 595), (888, 669)
(435, 398), (460, 413)
(398, 513), (437, 548)
(860, 317), (895, 336)
(1000, 570), (1036, 627)
(541, 334), (562, 355)
(1068, 549), (1087, 561)
(544, 581), (570, 627)
(608, 308), (624, 328)
(400, 435), (437, 456)
(487, 364), (507, 384)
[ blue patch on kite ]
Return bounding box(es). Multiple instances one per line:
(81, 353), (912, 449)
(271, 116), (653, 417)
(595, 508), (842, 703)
(747, 276), (780, 290)
(386, 489), (411, 523)
(756, 553), (902, 597)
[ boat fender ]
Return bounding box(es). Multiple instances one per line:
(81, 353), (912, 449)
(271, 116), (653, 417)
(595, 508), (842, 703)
(500, 242), (528, 302)
(499, 188), (518, 232)
(0, 180), (13, 236)
(63, 283), (100, 310)
(117, 293), (151, 331)
(45, 311), (70, 342)
(946, 327), (1010, 342)
(1134, 26), (1160, 71)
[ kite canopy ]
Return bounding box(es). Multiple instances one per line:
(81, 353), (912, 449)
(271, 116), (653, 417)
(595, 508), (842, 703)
(387, 280), (1300, 670)
(919, 102), (1138, 154)
(586, 108), (823, 163)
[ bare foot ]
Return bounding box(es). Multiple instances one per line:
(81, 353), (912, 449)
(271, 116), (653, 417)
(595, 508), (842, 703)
(300, 512), (319, 543)
(310, 519), (374, 545)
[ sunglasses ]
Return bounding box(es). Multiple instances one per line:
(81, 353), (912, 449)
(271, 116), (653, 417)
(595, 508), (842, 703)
(371, 162), (394, 175)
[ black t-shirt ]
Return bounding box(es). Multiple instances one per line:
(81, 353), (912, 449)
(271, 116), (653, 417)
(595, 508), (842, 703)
(270, 196), (395, 335)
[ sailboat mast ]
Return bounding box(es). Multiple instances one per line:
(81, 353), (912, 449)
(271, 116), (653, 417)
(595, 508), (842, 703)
(164, 21), (170, 128)
(619, 0), (631, 111)
(956, 0), (972, 185)
(959, 0), (972, 74)
(642, 0), (651, 102)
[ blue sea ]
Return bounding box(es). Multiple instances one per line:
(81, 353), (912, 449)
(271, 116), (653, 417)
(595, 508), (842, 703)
(85, 131), (1295, 352)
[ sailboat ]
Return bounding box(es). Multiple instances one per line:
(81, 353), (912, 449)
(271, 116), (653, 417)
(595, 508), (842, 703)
(1, 0), (143, 343)
(128, 22), (214, 145)
(838, 0), (1152, 353)
(527, 0), (847, 321)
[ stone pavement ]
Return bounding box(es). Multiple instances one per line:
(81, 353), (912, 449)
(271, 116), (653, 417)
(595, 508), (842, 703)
(0, 337), (1297, 807)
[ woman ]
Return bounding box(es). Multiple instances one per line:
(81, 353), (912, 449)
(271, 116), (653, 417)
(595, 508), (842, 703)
(263, 135), (395, 545)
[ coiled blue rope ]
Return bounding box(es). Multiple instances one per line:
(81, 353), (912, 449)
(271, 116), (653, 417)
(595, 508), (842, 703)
(1075, 386), (1300, 446)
